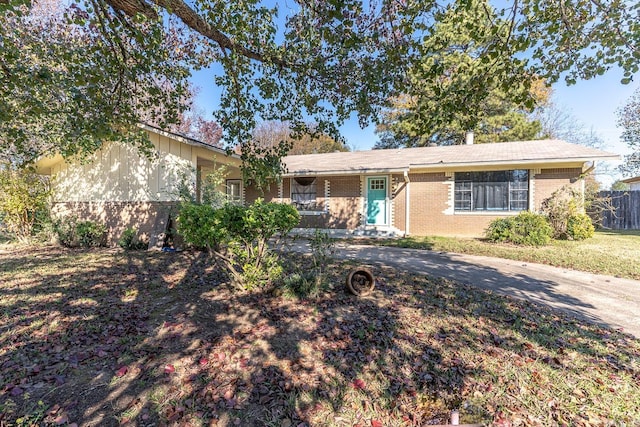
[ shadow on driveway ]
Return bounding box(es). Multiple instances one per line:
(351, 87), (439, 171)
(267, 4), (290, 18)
(289, 241), (640, 338)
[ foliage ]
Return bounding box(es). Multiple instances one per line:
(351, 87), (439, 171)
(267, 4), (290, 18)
(178, 199), (300, 290)
(617, 87), (640, 176)
(566, 213), (595, 241)
(0, 0), (193, 166)
(239, 139), (292, 192)
(1, 0), (638, 174)
(252, 121), (349, 155)
(375, 0), (548, 147)
(542, 185), (594, 240)
(282, 230), (336, 298)
(176, 203), (225, 251)
(55, 217), (106, 248)
(611, 180), (630, 191)
(174, 163), (228, 208)
(167, 101), (224, 147)
(76, 221), (107, 248)
(485, 211), (553, 246)
(281, 272), (319, 299)
(118, 227), (148, 250)
(0, 167), (51, 241)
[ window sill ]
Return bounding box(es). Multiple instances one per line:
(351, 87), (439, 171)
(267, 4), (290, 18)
(454, 210), (524, 216)
(298, 210), (326, 216)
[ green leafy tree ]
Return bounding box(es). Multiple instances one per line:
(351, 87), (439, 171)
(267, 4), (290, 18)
(617, 87), (640, 176)
(0, 0), (194, 166)
(611, 180), (630, 191)
(375, 88), (544, 147)
(1, 0), (638, 172)
(374, 0), (550, 147)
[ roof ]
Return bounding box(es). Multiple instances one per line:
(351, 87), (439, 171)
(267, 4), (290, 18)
(283, 140), (620, 176)
(621, 176), (640, 184)
(139, 123), (236, 157)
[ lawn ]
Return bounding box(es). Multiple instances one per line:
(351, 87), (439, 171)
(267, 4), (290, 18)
(1, 246), (640, 426)
(346, 230), (640, 280)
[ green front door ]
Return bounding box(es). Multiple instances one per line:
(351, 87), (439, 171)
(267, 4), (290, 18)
(366, 177), (387, 225)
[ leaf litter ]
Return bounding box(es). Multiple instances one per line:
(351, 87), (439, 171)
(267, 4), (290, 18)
(0, 246), (639, 426)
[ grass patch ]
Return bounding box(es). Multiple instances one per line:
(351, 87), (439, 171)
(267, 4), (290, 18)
(345, 230), (640, 280)
(0, 247), (639, 426)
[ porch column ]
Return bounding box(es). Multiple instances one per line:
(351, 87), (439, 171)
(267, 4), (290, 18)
(404, 171), (410, 236)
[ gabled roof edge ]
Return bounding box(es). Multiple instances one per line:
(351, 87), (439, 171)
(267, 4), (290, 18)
(139, 123), (239, 159)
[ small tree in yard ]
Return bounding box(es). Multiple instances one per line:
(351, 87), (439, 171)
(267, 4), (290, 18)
(0, 167), (51, 241)
(178, 199), (300, 291)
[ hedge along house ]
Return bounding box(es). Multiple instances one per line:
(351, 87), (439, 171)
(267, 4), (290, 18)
(35, 124), (243, 246)
(245, 139), (618, 237)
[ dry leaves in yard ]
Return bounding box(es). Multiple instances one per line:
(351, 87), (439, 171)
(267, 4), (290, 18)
(0, 247), (639, 426)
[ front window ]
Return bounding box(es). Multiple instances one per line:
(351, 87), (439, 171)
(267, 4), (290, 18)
(454, 170), (529, 212)
(291, 177), (320, 211)
(226, 179), (242, 204)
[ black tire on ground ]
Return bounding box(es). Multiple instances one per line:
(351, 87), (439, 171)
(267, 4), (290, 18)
(346, 267), (375, 296)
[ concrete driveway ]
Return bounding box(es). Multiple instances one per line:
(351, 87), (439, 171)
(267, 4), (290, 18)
(288, 241), (640, 338)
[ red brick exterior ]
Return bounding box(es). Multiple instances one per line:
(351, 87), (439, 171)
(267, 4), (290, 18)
(248, 167), (585, 237)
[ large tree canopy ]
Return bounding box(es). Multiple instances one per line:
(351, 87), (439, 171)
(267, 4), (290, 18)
(374, 85), (546, 147)
(375, 0), (548, 147)
(1, 0), (638, 170)
(252, 121), (348, 155)
(617, 87), (640, 176)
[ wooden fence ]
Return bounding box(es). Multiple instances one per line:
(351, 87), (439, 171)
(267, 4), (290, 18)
(597, 191), (640, 230)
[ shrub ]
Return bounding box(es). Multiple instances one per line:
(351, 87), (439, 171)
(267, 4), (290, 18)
(485, 211), (552, 246)
(118, 227), (148, 250)
(484, 217), (514, 243)
(54, 217), (78, 247)
(55, 217), (106, 248)
(542, 185), (595, 240)
(280, 230), (335, 298)
(0, 168), (51, 241)
(178, 199), (300, 290)
(281, 272), (321, 299)
(76, 221), (106, 247)
(566, 213), (595, 240)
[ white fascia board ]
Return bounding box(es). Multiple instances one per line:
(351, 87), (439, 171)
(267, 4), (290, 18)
(139, 124), (240, 159)
(284, 168), (409, 177)
(408, 156), (620, 171)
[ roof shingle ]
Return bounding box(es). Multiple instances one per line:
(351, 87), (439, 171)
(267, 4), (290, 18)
(283, 140), (619, 176)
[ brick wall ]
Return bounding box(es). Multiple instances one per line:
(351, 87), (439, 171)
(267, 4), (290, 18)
(406, 168), (584, 237)
(392, 174), (407, 232)
(325, 176), (361, 229)
(244, 182), (280, 205)
(532, 168), (583, 209)
(51, 201), (179, 246)
(245, 168), (584, 237)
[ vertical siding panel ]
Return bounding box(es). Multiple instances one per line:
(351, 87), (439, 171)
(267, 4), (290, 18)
(160, 135), (172, 200)
(148, 133), (160, 200)
(122, 144), (128, 201)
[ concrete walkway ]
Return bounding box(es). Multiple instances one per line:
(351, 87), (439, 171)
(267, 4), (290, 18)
(288, 241), (640, 338)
